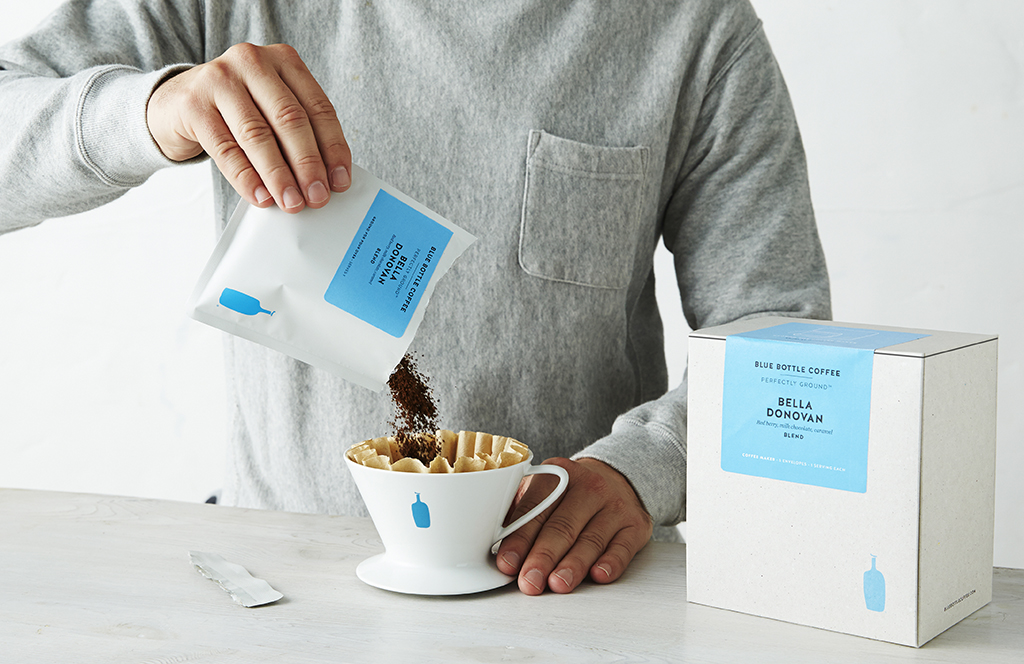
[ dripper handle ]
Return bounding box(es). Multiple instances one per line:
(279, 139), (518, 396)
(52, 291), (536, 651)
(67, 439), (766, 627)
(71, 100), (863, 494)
(493, 464), (569, 543)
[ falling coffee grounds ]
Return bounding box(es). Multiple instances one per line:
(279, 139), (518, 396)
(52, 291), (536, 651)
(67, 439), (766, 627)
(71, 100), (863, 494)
(388, 353), (441, 464)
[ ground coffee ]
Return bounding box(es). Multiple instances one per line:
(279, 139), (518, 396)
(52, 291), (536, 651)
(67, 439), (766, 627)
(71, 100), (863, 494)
(387, 353), (441, 463)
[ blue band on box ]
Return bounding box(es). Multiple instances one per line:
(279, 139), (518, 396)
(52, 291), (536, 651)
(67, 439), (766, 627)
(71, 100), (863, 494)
(721, 323), (927, 493)
(324, 189), (453, 338)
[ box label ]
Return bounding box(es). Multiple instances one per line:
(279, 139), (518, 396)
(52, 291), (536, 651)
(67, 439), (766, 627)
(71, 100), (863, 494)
(721, 323), (927, 492)
(324, 189), (453, 337)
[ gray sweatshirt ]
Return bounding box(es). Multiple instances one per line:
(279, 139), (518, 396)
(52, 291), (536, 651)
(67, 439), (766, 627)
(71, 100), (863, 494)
(0, 0), (831, 531)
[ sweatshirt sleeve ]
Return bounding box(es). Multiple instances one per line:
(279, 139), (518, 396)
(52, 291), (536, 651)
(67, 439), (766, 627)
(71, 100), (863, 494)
(0, 0), (206, 231)
(575, 19), (832, 526)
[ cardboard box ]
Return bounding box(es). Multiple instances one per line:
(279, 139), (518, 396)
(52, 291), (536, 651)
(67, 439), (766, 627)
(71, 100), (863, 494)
(686, 317), (998, 647)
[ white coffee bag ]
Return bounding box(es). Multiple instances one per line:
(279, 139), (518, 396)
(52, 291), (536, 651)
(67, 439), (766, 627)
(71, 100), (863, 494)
(186, 165), (476, 391)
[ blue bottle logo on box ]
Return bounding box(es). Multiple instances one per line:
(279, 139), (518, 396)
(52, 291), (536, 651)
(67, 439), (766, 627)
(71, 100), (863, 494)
(411, 493), (430, 528)
(864, 555), (886, 612)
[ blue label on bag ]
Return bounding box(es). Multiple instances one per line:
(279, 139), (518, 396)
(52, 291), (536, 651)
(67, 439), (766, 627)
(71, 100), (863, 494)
(721, 323), (927, 492)
(324, 189), (453, 337)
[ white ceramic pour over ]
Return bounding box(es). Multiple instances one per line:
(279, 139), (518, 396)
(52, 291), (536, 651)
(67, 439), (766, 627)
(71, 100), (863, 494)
(346, 452), (568, 595)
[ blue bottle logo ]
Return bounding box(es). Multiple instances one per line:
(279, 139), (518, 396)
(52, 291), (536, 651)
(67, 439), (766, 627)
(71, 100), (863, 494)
(864, 555), (885, 612)
(219, 288), (275, 316)
(411, 493), (430, 528)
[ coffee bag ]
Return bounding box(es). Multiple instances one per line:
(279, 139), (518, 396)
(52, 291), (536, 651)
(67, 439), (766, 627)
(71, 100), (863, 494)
(187, 166), (476, 390)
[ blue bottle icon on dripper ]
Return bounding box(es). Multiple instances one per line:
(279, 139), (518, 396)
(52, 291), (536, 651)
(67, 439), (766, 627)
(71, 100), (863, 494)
(411, 493), (430, 528)
(220, 288), (275, 316)
(864, 555), (885, 612)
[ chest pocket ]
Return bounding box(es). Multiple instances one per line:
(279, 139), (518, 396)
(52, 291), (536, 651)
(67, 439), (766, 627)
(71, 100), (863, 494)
(519, 130), (649, 290)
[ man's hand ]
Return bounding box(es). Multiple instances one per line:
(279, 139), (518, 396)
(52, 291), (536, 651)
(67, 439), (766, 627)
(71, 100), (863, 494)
(496, 457), (654, 595)
(146, 42), (352, 213)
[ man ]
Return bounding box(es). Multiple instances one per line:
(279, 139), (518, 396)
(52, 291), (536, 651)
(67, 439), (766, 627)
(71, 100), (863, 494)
(0, 0), (831, 595)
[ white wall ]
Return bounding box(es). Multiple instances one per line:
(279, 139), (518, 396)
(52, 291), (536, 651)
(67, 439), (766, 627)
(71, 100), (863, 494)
(0, 0), (225, 505)
(1, 1), (1021, 567)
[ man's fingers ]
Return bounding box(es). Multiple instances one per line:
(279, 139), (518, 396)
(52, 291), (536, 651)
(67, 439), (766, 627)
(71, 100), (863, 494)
(212, 83), (307, 210)
(272, 45), (352, 192)
(230, 44), (328, 211)
(517, 461), (616, 593)
(498, 458), (605, 595)
(243, 43), (351, 207)
(146, 42), (351, 213)
(495, 471), (563, 577)
(189, 103), (271, 208)
(590, 533), (643, 584)
(497, 457), (654, 596)
(544, 509), (620, 592)
(548, 517), (649, 593)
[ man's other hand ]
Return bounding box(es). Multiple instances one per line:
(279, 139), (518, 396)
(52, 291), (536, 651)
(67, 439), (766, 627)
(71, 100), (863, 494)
(496, 457), (654, 595)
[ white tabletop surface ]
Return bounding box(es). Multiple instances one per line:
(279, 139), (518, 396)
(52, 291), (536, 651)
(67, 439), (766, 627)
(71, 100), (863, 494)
(1, 488), (1021, 663)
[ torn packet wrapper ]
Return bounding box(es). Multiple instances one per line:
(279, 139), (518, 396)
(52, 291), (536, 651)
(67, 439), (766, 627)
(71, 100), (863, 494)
(189, 551), (283, 608)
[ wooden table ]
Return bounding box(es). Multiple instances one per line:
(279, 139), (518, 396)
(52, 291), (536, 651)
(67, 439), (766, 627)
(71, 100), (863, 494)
(1, 488), (1021, 663)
